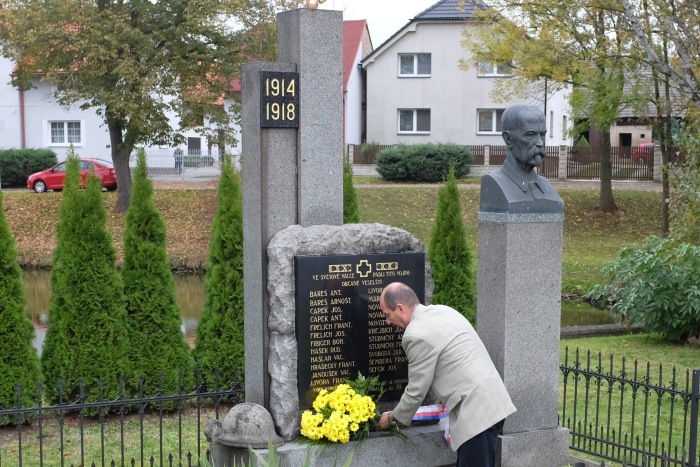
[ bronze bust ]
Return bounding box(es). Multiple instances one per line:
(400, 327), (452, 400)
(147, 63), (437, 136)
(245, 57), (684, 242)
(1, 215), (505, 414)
(479, 105), (564, 214)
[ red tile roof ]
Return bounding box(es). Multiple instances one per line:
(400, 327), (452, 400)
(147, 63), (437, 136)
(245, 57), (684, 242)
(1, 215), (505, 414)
(343, 20), (367, 91)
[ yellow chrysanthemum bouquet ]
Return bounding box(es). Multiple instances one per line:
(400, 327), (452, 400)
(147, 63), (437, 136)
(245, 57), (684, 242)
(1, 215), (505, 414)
(300, 373), (381, 444)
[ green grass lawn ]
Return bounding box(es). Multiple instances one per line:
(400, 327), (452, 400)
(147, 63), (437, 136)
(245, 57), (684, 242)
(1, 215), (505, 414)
(560, 335), (699, 467)
(357, 185), (664, 297)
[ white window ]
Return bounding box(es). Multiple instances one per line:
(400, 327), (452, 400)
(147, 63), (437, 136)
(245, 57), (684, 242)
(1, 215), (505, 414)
(49, 121), (82, 145)
(398, 53), (431, 77)
(550, 111), (554, 138)
(477, 109), (505, 134)
(398, 109), (430, 134)
(562, 115), (568, 141)
(477, 62), (513, 77)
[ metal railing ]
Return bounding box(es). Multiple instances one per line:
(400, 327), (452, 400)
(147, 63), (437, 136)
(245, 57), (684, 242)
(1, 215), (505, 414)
(0, 371), (244, 467)
(567, 147), (654, 181)
(134, 148), (227, 175)
(561, 347), (699, 467)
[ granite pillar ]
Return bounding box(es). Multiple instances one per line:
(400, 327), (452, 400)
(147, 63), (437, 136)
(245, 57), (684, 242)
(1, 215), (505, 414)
(242, 7), (344, 411)
(276, 9), (344, 227)
(477, 212), (570, 467)
(242, 61), (299, 407)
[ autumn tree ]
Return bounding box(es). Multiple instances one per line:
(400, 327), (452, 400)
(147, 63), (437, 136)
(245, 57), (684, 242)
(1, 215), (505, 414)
(620, 0), (700, 109)
(193, 154), (244, 389)
(0, 0), (300, 212)
(429, 168), (476, 323)
(618, 0), (698, 234)
(122, 149), (194, 395)
(41, 153), (129, 404)
(461, 0), (646, 212)
(0, 188), (42, 421)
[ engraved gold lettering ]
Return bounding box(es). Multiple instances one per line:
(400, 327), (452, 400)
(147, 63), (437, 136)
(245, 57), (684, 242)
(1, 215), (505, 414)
(309, 290), (327, 297)
(330, 297), (352, 305)
(361, 279), (382, 286)
(310, 332), (333, 339)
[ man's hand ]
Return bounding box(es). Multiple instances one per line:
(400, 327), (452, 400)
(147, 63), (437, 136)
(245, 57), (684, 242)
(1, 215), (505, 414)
(379, 411), (394, 430)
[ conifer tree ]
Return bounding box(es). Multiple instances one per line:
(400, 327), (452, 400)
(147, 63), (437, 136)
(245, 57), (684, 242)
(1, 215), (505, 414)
(343, 155), (360, 223)
(41, 153), (129, 404)
(122, 149), (194, 395)
(0, 188), (42, 420)
(193, 154), (244, 388)
(428, 168), (477, 323)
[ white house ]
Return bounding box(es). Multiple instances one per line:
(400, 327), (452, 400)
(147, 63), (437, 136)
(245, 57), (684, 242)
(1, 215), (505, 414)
(343, 20), (372, 146)
(360, 0), (572, 147)
(0, 55), (241, 162)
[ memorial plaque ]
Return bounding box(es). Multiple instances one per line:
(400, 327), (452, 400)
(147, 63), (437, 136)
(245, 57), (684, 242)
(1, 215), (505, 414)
(295, 252), (425, 408)
(259, 71), (300, 128)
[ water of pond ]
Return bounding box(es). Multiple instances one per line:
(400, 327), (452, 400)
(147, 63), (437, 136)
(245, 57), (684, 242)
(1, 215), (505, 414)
(24, 269), (204, 354)
(23, 269), (614, 353)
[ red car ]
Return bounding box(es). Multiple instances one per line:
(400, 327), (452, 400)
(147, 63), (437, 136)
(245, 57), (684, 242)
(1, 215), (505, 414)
(27, 158), (118, 193)
(632, 142), (654, 165)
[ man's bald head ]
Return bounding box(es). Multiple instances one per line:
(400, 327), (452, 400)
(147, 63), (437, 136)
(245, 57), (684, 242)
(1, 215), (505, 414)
(381, 282), (420, 311)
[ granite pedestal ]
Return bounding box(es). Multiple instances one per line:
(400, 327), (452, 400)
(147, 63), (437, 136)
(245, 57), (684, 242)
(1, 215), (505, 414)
(477, 212), (570, 467)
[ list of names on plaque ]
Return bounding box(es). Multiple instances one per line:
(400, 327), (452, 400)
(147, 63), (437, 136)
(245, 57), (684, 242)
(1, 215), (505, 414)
(295, 253), (424, 408)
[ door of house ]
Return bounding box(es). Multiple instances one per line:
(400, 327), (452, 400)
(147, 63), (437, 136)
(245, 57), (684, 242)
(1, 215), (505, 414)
(619, 133), (632, 158)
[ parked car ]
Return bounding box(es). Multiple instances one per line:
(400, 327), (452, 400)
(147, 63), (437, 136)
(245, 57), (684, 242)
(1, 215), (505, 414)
(27, 158), (118, 193)
(632, 142), (654, 165)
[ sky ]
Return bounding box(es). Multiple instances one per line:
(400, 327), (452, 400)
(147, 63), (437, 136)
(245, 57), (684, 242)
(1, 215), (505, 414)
(317, 0), (439, 45)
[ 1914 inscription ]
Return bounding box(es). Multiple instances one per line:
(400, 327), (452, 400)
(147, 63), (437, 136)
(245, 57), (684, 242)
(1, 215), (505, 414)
(295, 253), (425, 408)
(260, 71), (299, 128)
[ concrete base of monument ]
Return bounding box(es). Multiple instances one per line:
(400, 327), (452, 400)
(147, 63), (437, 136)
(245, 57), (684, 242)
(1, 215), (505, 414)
(251, 424), (456, 466)
(498, 426), (571, 467)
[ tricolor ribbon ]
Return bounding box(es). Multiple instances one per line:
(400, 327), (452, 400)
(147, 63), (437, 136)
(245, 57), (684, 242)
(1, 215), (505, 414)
(412, 403), (450, 443)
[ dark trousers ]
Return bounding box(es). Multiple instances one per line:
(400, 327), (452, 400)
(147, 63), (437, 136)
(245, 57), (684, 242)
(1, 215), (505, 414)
(456, 419), (504, 467)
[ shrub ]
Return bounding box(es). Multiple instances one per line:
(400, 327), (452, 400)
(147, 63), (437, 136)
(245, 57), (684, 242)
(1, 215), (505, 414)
(41, 151), (129, 404)
(122, 149), (194, 395)
(343, 155), (360, 223)
(193, 154), (245, 388)
(587, 236), (700, 342)
(0, 149), (57, 187)
(577, 135), (590, 147)
(428, 168), (476, 323)
(375, 144), (472, 182)
(201, 155), (216, 166)
(0, 189), (42, 423)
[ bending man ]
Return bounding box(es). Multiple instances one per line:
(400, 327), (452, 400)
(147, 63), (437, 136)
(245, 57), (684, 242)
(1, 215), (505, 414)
(378, 282), (516, 467)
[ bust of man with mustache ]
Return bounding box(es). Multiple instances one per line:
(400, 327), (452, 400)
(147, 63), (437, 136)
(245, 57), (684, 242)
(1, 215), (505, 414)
(480, 105), (564, 214)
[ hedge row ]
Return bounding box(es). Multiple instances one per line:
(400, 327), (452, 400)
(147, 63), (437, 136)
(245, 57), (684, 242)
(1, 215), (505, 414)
(0, 149), (58, 187)
(375, 143), (473, 182)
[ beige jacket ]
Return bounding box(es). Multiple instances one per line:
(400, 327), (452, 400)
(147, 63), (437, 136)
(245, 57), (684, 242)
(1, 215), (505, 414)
(391, 304), (517, 451)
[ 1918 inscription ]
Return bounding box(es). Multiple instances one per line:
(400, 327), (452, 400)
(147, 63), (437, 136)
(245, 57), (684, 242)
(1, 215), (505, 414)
(295, 253), (424, 408)
(260, 71), (299, 128)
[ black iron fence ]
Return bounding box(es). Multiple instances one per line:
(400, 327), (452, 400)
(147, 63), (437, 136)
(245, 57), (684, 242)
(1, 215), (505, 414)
(0, 371), (243, 467)
(561, 347), (699, 467)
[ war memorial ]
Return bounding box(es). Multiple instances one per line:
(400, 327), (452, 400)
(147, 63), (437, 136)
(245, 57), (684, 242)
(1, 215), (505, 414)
(205, 6), (571, 467)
